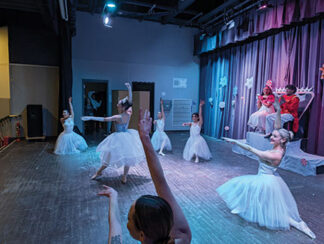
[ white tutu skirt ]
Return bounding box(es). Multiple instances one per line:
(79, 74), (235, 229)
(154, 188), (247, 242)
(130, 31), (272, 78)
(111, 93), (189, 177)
(97, 129), (146, 168)
(151, 131), (172, 151)
(54, 132), (88, 155)
(183, 135), (212, 161)
(217, 173), (302, 230)
(248, 105), (275, 130)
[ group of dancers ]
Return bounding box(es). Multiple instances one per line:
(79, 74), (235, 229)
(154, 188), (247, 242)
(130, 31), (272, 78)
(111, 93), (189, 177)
(53, 82), (315, 242)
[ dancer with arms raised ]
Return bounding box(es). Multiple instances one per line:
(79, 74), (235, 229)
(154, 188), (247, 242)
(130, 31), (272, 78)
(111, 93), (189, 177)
(82, 83), (145, 183)
(182, 100), (212, 163)
(54, 97), (88, 155)
(151, 99), (172, 156)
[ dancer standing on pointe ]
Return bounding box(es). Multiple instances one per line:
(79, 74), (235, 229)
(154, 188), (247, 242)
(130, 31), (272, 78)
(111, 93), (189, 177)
(219, 98), (316, 239)
(54, 97), (88, 155)
(182, 100), (212, 163)
(82, 83), (145, 183)
(151, 99), (172, 156)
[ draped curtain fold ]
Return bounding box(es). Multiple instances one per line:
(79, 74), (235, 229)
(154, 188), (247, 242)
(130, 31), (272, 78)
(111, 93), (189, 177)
(200, 18), (324, 156)
(195, 0), (324, 55)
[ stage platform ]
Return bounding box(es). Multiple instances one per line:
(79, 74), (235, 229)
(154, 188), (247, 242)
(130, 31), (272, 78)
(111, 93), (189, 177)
(233, 132), (324, 176)
(0, 132), (323, 243)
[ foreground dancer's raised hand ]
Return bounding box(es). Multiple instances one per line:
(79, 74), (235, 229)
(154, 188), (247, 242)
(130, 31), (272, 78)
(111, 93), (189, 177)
(138, 109), (192, 243)
(98, 185), (122, 244)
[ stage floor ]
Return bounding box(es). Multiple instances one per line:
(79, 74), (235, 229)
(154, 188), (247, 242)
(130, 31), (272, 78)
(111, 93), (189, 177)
(0, 132), (323, 244)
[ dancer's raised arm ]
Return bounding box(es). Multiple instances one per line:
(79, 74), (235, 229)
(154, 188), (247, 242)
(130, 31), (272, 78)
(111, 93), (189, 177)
(198, 100), (205, 127)
(68, 97), (74, 119)
(222, 137), (282, 166)
(98, 186), (122, 244)
(274, 96), (282, 130)
(81, 115), (121, 122)
(125, 83), (132, 104)
(161, 99), (165, 120)
(138, 109), (191, 243)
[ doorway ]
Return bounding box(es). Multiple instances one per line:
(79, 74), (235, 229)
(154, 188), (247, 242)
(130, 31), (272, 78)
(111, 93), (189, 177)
(82, 79), (108, 137)
(132, 82), (155, 120)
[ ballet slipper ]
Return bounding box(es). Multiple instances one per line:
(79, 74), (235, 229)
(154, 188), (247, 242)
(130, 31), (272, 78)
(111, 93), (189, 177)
(297, 221), (316, 239)
(230, 208), (241, 214)
(159, 151), (165, 156)
(91, 171), (102, 180)
(194, 156), (199, 163)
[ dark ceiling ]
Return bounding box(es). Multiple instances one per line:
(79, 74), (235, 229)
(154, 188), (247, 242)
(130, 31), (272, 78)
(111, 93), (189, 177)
(76, 0), (259, 32)
(0, 0), (262, 34)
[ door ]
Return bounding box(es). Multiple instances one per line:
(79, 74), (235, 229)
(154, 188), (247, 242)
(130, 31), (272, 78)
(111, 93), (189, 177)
(111, 90), (150, 130)
(132, 82), (155, 122)
(82, 79), (108, 136)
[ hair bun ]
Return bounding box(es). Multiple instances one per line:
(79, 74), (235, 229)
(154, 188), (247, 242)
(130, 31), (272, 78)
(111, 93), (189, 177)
(288, 131), (294, 141)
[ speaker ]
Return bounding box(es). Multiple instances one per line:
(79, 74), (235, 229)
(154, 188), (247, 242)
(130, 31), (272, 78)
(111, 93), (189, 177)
(26, 105), (44, 139)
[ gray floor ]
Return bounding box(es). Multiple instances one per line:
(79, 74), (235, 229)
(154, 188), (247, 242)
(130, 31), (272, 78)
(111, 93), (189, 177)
(0, 132), (323, 244)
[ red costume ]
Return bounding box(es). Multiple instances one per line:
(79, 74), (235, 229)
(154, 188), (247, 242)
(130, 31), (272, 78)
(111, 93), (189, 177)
(279, 94), (300, 132)
(258, 94), (275, 108)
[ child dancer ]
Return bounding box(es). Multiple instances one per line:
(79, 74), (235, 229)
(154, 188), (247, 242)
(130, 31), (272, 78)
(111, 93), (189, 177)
(82, 83), (145, 183)
(248, 83), (275, 133)
(220, 98), (315, 239)
(54, 97), (88, 155)
(182, 100), (212, 163)
(151, 99), (172, 156)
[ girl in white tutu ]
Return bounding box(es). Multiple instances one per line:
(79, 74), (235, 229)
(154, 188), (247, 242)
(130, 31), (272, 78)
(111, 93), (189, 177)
(54, 97), (88, 155)
(248, 82), (275, 132)
(182, 100), (212, 163)
(151, 99), (172, 156)
(82, 83), (146, 183)
(220, 98), (315, 239)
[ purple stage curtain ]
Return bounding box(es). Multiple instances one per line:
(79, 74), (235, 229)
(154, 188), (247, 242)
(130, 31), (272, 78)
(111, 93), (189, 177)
(199, 18), (324, 156)
(195, 0), (324, 55)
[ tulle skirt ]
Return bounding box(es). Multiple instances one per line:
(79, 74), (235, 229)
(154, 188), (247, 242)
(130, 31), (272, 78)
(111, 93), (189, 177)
(248, 105), (275, 130)
(217, 173), (302, 230)
(183, 135), (212, 161)
(97, 129), (146, 168)
(151, 131), (172, 151)
(54, 132), (88, 155)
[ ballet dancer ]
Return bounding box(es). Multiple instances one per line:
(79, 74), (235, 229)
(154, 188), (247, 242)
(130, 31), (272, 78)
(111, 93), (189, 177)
(54, 97), (88, 155)
(82, 83), (145, 183)
(220, 98), (315, 239)
(151, 99), (172, 156)
(182, 100), (212, 163)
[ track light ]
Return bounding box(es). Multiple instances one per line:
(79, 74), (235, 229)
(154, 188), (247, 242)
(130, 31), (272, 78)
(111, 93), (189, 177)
(106, 2), (116, 8)
(102, 1), (116, 28)
(103, 14), (112, 28)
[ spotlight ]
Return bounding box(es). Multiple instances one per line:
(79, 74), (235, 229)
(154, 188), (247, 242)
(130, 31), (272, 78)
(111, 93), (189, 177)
(105, 1), (116, 9)
(103, 14), (112, 28)
(106, 2), (116, 8)
(104, 16), (109, 25)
